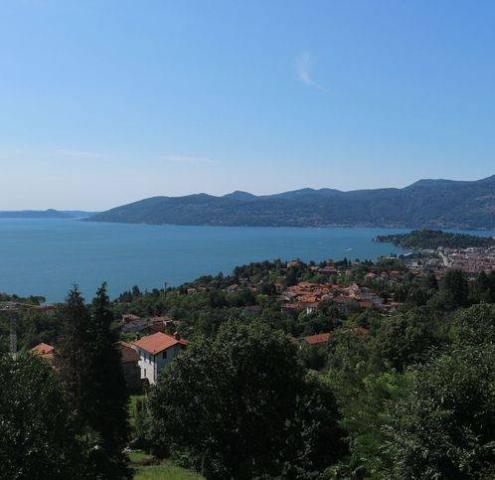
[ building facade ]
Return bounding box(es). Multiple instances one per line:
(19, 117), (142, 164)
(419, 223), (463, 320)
(118, 341), (142, 393)
(132, 331), (188, 385)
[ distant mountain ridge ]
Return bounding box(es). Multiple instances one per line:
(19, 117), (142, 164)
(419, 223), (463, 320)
(87, 176), (495, 229)
(0, 209), (94, 219)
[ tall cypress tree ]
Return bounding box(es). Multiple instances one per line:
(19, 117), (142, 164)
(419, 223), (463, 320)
(58, 284), (130, 479)
(85, 282), (130, 477)
(58, 286), (91, 425)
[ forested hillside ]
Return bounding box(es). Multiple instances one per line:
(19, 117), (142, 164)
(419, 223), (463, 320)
(377, 229), (495, 249)
(88, 176), (495, 229)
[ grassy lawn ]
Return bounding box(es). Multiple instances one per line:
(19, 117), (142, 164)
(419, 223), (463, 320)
(133, 464), (204, 480)
(130, 451), (204, 480)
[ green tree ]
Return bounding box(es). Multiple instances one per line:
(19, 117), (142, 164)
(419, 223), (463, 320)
(326, 326), (411, 478)
(149, 321), (345, 479)
(450, 303), (495, 348)
(0, 353), (86, 480)
(423, 271), (439, 291)
(385, 346), (495, 480)
(301, 300), (341, 336)
(57, 286), (91, 421)
(84, 283), (130, 479)
(439, 269), (470, 309)
(58, 285), (130, 479)
(298, 342), (329, 371)
(370, 310), (441, 372)
(470, 272), (495, 304)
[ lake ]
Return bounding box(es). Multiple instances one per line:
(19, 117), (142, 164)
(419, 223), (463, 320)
(0, 219), (411, 302)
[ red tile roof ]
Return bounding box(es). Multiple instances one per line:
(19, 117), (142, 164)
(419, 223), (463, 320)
(304, 333), (331, 345)
(30, 343), (55, 356)
(133, 332), (187, 355)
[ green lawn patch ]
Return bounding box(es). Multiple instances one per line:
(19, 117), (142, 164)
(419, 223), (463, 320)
(129, 450), (153, 464)
(130, 450), (204, 480)
(133, 464), (204, 480)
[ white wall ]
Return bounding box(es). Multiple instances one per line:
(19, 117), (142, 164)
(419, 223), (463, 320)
(135, 344), (183, 385)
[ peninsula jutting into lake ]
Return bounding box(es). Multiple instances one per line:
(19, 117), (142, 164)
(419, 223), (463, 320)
(376, 229), (495, 250)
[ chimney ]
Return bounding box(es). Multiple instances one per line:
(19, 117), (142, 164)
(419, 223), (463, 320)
(173, 331), (181, 340)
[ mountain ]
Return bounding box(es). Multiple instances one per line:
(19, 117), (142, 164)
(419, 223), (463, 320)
(222, 191), (257, 201)
(87, 176), (495, 229)
(0, 209), (95, 219)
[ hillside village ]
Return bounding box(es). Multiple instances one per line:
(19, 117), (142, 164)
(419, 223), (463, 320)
(26, 245), (495, 393)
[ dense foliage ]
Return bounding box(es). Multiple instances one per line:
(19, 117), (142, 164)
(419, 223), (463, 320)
(0, 353), (86, 480)
(377, 229), (495, 249)
(382, 305), (495, 480)
(57, 285), (131, 480)
(148, 321), (346, 480)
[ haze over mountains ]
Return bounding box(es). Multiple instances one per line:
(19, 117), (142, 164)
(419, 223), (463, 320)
(0, 209), (94, 219)
(87, 176), (495, 229)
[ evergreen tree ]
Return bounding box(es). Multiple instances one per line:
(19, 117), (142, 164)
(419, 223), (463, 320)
(58, 284), (130, 479)
(440, 269), (470, 309)
(84, 283), (130, 479)
(57, 286), (91, 423)
(470, 271), (492, 303)
(424, 271), (439, 291)
(476, 271), (495, 303)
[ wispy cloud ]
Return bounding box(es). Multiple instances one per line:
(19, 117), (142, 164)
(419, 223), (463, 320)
(161, 155), (217, 166)
(295, 52), (327, 92)
(0, 147), (105, 162)
(51, 148), (105, 160)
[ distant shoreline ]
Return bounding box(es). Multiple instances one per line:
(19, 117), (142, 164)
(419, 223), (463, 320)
(0, 210), (96, 220)
(2, 216), (494, 232)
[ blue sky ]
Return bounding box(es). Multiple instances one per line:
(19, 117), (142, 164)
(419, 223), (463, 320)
(1, 0), (494, 210)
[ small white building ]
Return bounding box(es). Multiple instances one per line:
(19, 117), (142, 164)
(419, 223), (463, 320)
(132, 332), (188, 385)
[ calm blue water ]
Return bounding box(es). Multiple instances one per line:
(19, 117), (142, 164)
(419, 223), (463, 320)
(0, 219), (411, 302)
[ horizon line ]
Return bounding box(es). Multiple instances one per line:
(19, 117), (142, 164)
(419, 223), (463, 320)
(0, 174), (493, 212)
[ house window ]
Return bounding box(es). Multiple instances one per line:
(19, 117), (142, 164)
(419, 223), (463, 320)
(162, 350), (167, 360)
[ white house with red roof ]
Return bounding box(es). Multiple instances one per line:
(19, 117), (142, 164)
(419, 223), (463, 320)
(132, 332), (188, 385)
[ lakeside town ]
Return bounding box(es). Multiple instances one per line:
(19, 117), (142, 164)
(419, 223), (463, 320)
(19, 231), (495, 392)
(407, 245), (495, 276)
